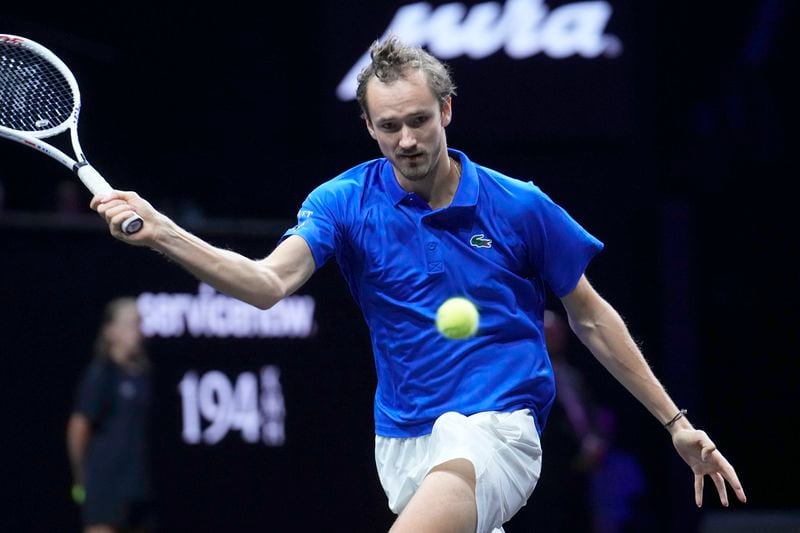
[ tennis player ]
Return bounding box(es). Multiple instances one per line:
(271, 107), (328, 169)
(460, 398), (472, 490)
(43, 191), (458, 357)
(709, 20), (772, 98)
(92, 35), (746, 533)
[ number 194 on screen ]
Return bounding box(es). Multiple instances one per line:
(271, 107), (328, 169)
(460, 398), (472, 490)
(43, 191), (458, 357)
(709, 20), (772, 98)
(178, 366), (286, 446)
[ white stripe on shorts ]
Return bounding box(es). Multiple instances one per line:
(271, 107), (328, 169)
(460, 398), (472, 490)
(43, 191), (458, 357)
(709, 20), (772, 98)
(375, 409), (542, 533)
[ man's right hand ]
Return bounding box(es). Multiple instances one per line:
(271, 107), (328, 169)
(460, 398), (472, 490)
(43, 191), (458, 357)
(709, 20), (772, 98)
(90, 190), (161, 245)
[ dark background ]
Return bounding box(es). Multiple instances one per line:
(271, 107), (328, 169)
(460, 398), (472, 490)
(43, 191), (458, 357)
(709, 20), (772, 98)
(1, 2), (796, 532)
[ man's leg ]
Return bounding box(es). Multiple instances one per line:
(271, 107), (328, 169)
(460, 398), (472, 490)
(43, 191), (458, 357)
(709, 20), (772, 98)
(389, 458), (477, 533)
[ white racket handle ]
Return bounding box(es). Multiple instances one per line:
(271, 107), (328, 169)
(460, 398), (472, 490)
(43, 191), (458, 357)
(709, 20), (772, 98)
(77, 164), (144, 234)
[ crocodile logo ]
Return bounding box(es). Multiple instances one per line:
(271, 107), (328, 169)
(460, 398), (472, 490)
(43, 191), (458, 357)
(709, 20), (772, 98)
(470, 234), (492, 248)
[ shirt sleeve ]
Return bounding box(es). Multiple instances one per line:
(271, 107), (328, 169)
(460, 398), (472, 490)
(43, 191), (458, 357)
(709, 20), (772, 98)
(523, 182), (604, 297)
(280, 183), (342, 271)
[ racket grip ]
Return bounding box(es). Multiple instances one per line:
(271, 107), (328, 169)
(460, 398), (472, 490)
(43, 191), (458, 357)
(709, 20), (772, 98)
(76, 164), (113, 196)
(76, 165), (144, 235)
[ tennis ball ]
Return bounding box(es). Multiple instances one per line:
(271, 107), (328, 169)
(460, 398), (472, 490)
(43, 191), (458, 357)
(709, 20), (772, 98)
(71, 484), (86, 505)
(436, 297), (479, 339)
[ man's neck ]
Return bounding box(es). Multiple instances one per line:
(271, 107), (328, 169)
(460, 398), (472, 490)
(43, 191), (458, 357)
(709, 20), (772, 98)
(402, 154), (460, 210)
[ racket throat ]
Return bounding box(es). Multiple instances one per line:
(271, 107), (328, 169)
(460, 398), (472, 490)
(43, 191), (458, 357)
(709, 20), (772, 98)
(73, 160), (89, 174)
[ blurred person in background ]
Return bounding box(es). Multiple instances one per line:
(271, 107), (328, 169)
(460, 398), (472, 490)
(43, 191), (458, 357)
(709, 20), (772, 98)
(66, 297), (155, 533)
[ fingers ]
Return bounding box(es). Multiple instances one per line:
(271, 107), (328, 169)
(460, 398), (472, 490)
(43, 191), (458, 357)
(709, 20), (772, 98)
(694, 473), (704, 507)
(720, 461), (747, 504)
(110, 209), (141, 232)
(90, 190), (124, 210)
(92, 194), (134, 216)
(711, 472), (729, 507)
(706, 449), (748, 503)
(733, 483), (748, 503)
(99, 199), (133, 219)
(90, 193), (113, 210)
(695, 447), (748, 507)
(679, 430), (747, 507)
(91, 193), (142, 238)
(97, 199), (136, 225)
(89, 190), (138, 211)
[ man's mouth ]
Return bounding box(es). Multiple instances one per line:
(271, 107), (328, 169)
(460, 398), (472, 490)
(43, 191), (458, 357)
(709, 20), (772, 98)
(399, 153), (423, 163)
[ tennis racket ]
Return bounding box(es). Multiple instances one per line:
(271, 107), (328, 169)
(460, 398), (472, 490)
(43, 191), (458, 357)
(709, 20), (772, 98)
(0, 34), (142, 234)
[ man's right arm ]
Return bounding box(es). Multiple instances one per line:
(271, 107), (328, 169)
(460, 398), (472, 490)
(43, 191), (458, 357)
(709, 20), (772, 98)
(90, 191), (316, 309)
(66, 412), (91, 486)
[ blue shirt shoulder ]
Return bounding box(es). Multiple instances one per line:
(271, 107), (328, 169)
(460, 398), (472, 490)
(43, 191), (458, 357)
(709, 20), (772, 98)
(282, 158), (385, 270)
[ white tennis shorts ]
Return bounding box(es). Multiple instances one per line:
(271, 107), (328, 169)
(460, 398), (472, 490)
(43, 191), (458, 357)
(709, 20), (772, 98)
(375, 409), (542, 533)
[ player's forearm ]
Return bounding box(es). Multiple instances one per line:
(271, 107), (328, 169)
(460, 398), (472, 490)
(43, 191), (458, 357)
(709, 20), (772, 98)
(67, 452), (86, 484)
(150, 216), (287, 309)
(66, 415), (90, 483)
(570, 302), (687, 428)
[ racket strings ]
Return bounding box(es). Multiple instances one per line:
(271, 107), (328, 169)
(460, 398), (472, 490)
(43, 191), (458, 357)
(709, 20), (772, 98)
(0, 43), (75, 132)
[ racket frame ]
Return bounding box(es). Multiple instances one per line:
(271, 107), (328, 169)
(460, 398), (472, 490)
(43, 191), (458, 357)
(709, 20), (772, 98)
(0, 34), (142, 233)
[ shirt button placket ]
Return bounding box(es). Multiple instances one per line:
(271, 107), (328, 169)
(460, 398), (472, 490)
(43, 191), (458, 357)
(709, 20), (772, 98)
(426, 240), (443, 274)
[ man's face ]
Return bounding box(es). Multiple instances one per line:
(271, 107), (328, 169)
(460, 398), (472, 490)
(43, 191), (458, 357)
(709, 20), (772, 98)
(106, 302), (143, 363)
(364, 69), (452, 183)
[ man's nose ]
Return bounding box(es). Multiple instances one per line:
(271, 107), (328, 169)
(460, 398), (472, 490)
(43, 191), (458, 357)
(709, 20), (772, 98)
(399, 125), (416, 149)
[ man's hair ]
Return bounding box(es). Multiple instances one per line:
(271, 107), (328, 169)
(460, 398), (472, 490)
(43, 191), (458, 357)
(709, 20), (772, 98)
(93, 296), (149, 368)
(356, 35), (456, 120)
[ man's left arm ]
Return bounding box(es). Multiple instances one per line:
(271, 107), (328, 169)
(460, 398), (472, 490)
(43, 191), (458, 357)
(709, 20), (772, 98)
(559, 274), (746, 507)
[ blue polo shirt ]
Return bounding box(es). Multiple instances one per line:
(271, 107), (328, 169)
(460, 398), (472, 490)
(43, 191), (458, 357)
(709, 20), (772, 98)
(282, 149), (603, 437)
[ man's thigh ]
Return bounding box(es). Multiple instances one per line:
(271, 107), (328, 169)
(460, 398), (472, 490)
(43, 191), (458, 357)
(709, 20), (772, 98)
(389, 458), (477, 533)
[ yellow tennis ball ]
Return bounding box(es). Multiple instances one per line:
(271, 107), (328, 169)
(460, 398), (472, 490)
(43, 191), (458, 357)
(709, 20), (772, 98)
(436, 297), (479, 339)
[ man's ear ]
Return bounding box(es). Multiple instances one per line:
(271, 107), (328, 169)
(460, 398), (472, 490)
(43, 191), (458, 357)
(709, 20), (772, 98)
(441, 96), (452, 127)
(364, 114), (377, 140)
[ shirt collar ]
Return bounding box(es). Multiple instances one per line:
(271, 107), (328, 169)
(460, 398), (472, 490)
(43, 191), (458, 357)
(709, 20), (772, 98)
(448, 149), (479, 208)
(382, 148), (479, 208)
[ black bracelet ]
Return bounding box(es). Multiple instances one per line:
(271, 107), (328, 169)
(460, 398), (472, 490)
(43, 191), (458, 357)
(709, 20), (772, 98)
(664, 409), (688, 429)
